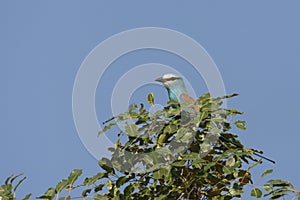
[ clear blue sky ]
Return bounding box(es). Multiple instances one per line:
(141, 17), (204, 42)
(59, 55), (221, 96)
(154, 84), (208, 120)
(1, 1), (299, 198)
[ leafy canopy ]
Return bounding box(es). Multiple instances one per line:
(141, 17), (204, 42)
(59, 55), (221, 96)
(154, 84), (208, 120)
(1, 93), (299, 200)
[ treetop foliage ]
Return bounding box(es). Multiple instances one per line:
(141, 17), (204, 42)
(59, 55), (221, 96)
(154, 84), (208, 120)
(1, 93), (299, 199)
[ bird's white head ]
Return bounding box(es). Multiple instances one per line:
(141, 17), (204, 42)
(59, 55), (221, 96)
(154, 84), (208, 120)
(155, 73), (182, 88)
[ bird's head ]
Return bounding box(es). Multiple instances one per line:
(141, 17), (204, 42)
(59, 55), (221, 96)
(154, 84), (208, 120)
(155, 74), (184, 89)
(155, 73), (189, 102)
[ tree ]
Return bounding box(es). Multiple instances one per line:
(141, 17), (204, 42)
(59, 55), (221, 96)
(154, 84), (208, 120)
(1, 93), (299, 199)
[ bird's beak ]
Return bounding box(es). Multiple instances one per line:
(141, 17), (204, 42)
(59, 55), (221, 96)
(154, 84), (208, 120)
(155, 77), (164, 83)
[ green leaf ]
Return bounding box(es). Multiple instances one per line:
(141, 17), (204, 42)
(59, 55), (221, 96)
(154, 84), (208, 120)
(267, 189), (294, 199)
(154, 193), (169, 200)
(82, 189), (92, 197)
(125, 123), (138, 137)
(67, 169), (82, 186)
(147, 93), (154, 105)
(263, 185), (273, 192)
(200, 141), (212, 153)
(4, 174), (14, 185)
(156, 147), (172, 155)
(163, 124), (177, 134)
(225, 108), (244, 116)
(270, 194), (285, 199)
(83, 172), (107, 186)
(248, 160), (262, 170)
(223, 166), (234, 174)
(267, 179), (291, 187)
(124, 184), (135, 197)
(217, 93), (239, 100)
(260, 169), (273, 178)
(37, 188), (56, 199)
(179, 131), (194, 143)
(22, 194), (32, 200)
(55, 179), (68, 194)
(153, 167), (169, 180)
(251, 188), (262, 198)
(14, 176), (26, 194)
(98, 158), (115, 174)
(94, 184), (105, 192)
(153, 171), (160, 179)
(45, 187), (56, 197)
(196, 93), (211, 104)
(171, 160), (186, 167)
(157, 133), (167, 145)
(234, 120), (246, 130)
(142, 154), (154, 165)
(98, 123), (117, 135)
(116, 176), (127, 188)
(10, 174), (23, 184)
(182, 152), (202, 161)
(36, 196), (49, 200)
(229, 183), (243, 196)
(204, 162), (216, 171)
(106, 180), (113, 190)
(93, 194), (109, 200)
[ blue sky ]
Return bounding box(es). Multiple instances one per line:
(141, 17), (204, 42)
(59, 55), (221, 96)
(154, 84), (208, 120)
(1, 1), (299, 198)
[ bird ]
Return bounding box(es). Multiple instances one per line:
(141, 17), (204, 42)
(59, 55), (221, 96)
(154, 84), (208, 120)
(155, 74), (196, 104)
(155, 73), (275, 164)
